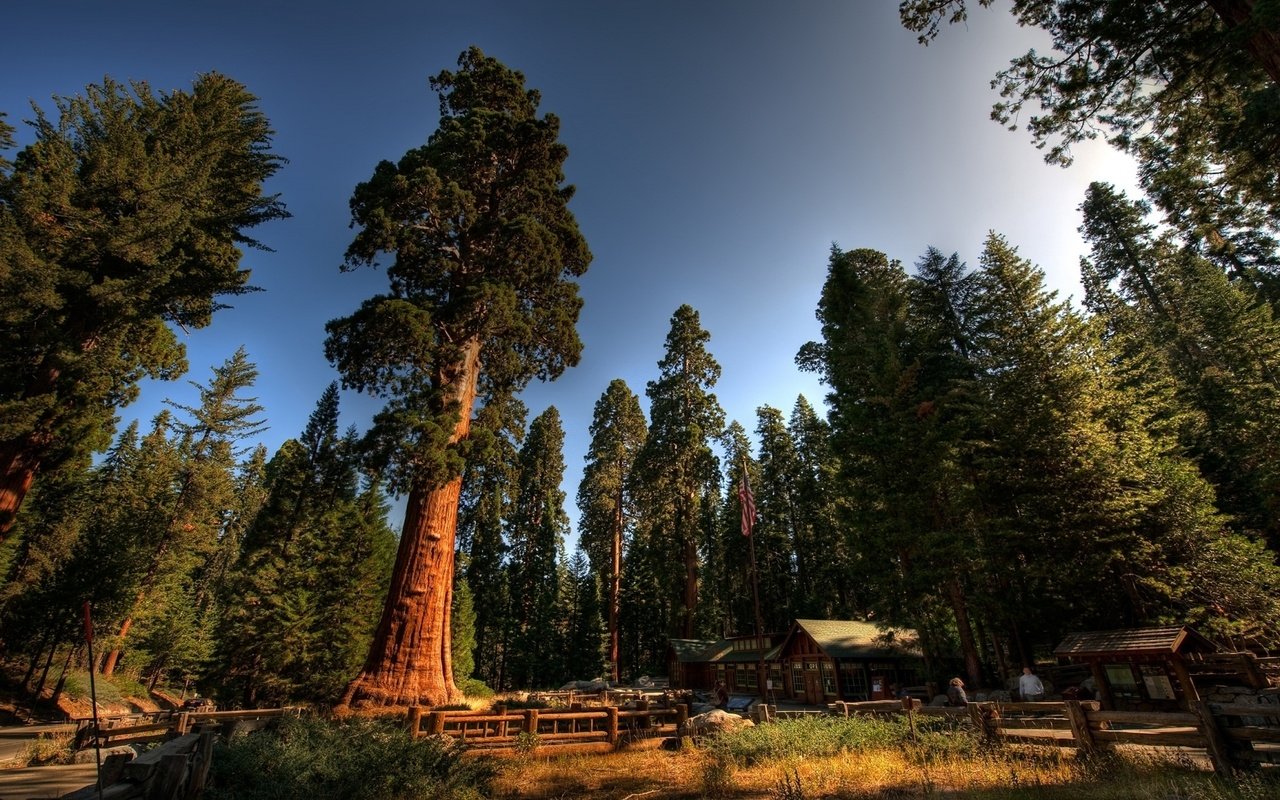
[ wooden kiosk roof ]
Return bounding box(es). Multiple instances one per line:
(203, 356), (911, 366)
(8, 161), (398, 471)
(1054, 626), (1217, 658)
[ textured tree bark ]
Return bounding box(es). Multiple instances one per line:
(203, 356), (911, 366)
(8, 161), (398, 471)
(609, 486), (622, 683)
(946, 576), (984, 690)
(1207, 0), (1280, 87)
(340, 341), (480, 708)
(100, 616), (133, 677)
(0, 438), (43, 541)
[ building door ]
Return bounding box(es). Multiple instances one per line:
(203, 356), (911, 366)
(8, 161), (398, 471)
(805, 671), (822, 705)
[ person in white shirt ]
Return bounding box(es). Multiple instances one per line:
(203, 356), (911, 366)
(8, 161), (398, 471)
(1019, 667), (1045, 701)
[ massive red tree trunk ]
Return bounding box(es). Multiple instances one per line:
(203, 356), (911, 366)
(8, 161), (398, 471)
(0, 441), (41, 540)
(341, 341), (480, 708)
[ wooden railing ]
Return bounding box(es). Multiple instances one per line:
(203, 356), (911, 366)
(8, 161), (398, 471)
(826, 697), (1280, 775)
(407, 702), (690, 756)
(63, 730), (215, 800)
(76, 707), (298, 749)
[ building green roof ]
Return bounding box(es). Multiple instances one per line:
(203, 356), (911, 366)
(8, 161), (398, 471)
(669, 638), (719, 663)
(790, 619), (922, 659)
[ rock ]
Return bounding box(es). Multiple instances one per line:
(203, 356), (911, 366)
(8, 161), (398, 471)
(681, 709), (754, 737)
(74, 745), (135, 764)
(558, 680), (610, 692)
(930, 695), (949, 707)
(987, 690), (1011, 702)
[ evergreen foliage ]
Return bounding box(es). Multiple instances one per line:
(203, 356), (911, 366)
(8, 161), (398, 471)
(631, 305), (725, 645)
(0, 74), (286, 538)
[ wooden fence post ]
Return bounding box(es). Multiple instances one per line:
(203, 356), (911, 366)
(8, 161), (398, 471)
(676, 702), (689, 733)
(149, 753), (188, 800)
(968, 702), (993, 741)
(429, 711), (446, 736)
(1192, 699), (1234, 776)
(174, 712), (190, 736)
(606, 706), (619, 745)
(637, 699), (650, 730)
(406, 706), (423, 739)
(182, 730), (215, 800)
(524, 708), (539, 736)
(903, 696), (919, 743)
(1063, 700), (1096, 756)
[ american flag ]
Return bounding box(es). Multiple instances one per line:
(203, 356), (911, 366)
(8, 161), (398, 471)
(738, 471), (757, 537)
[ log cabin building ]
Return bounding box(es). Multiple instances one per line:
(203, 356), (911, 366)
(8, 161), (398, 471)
(668, 619), (923, 705)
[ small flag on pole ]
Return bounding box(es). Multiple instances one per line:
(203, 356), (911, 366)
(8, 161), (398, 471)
(738, 470), (757, 537)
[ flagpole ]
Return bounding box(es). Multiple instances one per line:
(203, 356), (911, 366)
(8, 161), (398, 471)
(82, 602), (104, 800)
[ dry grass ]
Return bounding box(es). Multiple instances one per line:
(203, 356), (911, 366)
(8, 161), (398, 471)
(487, 744), (1274, 799)
(8, 732), (75, 768)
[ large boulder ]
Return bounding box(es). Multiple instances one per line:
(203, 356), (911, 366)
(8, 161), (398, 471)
(681, 709), (754, 737)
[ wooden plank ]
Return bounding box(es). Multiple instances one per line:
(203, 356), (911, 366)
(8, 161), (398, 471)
(1091, 729), (1207, 748)
(1223, 726), (1280, 744)
(993, 717), (1071, 730)
(123, 733), (200, 782)
(1088, 710), (1198, 726)
(997, 732), (1079, 747)
(1209, 703), (1280, 718)
(147, 753), (190, 800)
(1064, 700), (1096, 755)
(182, 731), (215, 800)
(1192, 698), (1235, 776)
(98, 721), (174, 738)
(439, 713), (522, 724)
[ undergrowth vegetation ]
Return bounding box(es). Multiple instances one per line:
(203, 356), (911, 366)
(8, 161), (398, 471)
(208, 714), (493, 800)
(706, 714), (980, 765)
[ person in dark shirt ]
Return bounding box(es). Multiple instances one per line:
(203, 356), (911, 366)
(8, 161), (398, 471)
(947, 677), (968, 706)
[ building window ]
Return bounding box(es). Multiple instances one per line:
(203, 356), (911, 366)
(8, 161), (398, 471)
(840, 662), (868, 700)
(820, 661), (837, 696)
(791, 662), (804, 694)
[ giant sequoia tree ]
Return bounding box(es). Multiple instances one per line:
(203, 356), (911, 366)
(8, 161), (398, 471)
(326, 48), (590, 706)
(0, 75), (286, 540)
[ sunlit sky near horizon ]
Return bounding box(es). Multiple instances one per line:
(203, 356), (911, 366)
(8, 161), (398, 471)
(2, 1), (1141, 546)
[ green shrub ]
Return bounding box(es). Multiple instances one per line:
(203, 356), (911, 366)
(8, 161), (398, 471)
(494, 697), (548, 710)
(207, 714), (493, 800)
(457, 678), (493, 699)
(707, 715), (921, 765)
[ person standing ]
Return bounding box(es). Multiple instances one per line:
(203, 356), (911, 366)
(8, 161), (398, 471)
(1019, 667), (1045, 702)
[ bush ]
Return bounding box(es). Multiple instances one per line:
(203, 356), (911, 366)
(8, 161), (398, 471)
(207, 714), (493, 800)
(457, 678), (493, 699)
(707, 715), (937, 765)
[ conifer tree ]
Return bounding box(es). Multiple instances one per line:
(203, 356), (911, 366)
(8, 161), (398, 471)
(100, 348), (265, 676)
(1081, 183), (1280, 543)
(505, 407), (570, 689)
(326, 48), (590, 707)
(576, 379), (646, 681)
(0, 74), (286, 539)
(632, 305), (725, 640)
(786, 396), (847, 617)
(457, 396), (525, 688)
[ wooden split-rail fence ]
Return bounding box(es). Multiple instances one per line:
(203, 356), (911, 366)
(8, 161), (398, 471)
(74, 707), (299, 750)
(60, 708), (296, 800)
(406, 701), (690, 757)
(820, 697), (1280, 775)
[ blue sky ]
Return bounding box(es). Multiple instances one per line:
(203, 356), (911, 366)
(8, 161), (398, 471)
(2, 1), (1138, 543)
